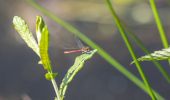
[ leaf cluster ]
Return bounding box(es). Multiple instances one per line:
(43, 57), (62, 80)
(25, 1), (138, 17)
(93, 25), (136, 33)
(13, 16), (97, 100)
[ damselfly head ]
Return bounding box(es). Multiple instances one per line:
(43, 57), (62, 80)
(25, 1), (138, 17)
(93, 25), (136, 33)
(82, 47), (90, 53)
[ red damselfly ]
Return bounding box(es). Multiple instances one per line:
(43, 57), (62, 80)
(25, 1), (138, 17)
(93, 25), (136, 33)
(64, 37), (90, 54)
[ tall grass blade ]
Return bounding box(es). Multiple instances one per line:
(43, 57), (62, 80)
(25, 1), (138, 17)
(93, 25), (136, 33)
(149, 0), (169, 48)
(106, 0), (156, 99)
(126, 30), (170, 83)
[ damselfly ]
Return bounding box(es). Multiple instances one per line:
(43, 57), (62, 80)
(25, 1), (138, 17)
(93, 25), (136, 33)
(64, 37), (90, 54)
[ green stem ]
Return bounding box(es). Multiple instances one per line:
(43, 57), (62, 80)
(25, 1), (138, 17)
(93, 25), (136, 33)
(126, 30), (170, 83)
(26, 0), (164, 99)
(149, 0), (169, 48)
(149, 0), (170, 66)
(50, 72), (61, 100)
(106, 0), (156, 100)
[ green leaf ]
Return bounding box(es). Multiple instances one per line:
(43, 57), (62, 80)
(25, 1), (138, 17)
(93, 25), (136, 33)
(54, 97), (57, 100)
(132, 47), (170, 63)
(59, 49), (97, 100)
(13, 16), (39, 56)
(39, 17), (52, 71)
(36, 16), (44, 45)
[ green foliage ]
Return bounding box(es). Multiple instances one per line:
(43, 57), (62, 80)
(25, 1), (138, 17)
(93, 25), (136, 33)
(38, 16), (52, 71)
(13, 0), (169, 99)
(13, 15), (97, 100)
(13, 16), (53, 72)
(13, 15), (56, 78)
(106, 0), (156, 99)
(26, 1), (165, 99)
(13, 16), (40, 56)
(126, 31), (170, 83)
(59, 49), (97, 100)
(133, 47), (170, 63)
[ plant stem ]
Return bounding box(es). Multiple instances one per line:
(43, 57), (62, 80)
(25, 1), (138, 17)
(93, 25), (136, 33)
(149, 0), (169, 48)
(126, 30), (170, 83)
(149, 0), (170, 66)
(50, 72), (61, 100)
(106, 0), (156, 100)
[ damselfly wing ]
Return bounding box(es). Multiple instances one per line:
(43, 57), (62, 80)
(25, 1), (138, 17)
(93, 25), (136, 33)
(64, 37), (90, 54)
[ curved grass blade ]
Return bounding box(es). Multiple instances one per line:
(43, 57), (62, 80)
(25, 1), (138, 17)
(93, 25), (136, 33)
(133, 47), (170, 63)
(59, 49), (97, 100)
(13, 16), (39, 56)
(38, 16), (52, 71)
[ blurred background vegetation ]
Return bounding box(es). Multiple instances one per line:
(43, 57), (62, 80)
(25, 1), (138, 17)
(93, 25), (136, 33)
(1, 0), (170, 100)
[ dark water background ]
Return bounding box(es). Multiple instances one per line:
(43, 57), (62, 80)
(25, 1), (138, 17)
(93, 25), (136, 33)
(0, 0), (170, 100)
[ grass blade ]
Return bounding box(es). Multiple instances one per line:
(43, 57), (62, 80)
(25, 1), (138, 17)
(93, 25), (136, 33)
(149, 0), (169, 48)
(106, 0), (156, 99)
(126, 30), (170, 83)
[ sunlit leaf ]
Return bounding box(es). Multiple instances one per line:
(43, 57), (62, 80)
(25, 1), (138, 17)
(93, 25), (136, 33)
(132, 47), (170, 63)
(13, 16), (39, 56)
(39, 16), (52, 71)
(59, 49), (97, 100)
(36, 16), (44, 45)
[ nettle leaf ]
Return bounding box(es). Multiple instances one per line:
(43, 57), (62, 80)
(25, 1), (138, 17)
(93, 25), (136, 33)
(59, 49), (97, 100)
(132, 47), (170, 63)
(13, 16), (39, 56)
(39, 16), (52, 71)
